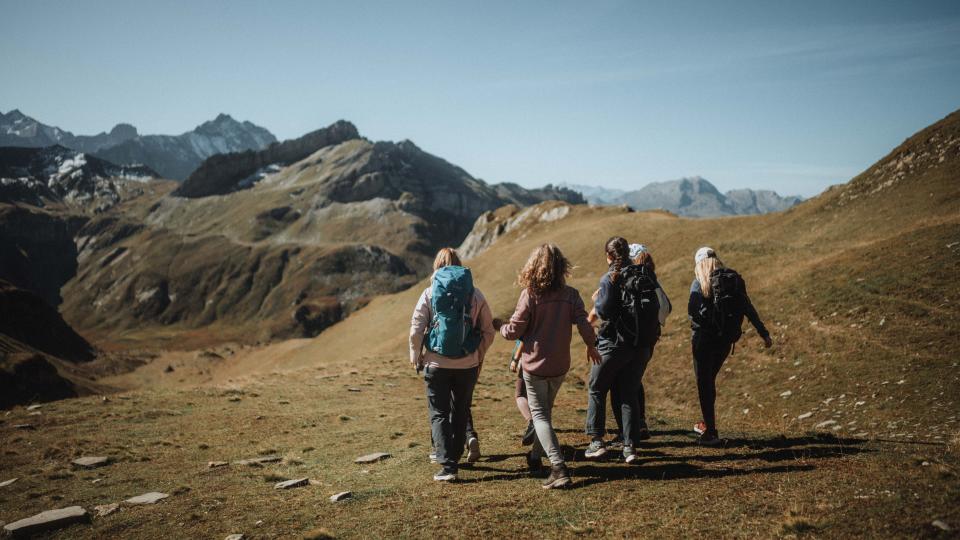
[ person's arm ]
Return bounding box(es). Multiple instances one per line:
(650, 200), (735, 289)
(500, 289), (531, 340)
(687, 279), (707, 330)
(475, 295), (495, 367)
(572, 290), (601, 364)
(656, 286), (671, 326)
(594, 273), (618, 321)
(741, 278), (772, 345)
(409, 289), (431, 365)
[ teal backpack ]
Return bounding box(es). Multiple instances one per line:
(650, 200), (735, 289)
(427, 266), (482, 357)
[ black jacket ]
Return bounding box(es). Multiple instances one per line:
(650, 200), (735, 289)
(688, 275), (769, 342)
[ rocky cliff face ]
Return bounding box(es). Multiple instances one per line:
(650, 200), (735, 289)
(0, 205), (79, 307)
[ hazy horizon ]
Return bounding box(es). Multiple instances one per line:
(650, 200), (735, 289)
(2, 0), (959, 197)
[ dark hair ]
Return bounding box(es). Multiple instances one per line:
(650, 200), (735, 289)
(605, 236), (630, 283)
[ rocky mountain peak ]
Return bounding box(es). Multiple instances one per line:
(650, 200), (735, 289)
(109, 123), (138, 138)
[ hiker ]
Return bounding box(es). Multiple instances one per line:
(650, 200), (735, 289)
(609, 243), (671, 440)
(495, 244), (600, 489)
(688, 246), (773, 445)
(410, 247), (495, 481)
(584, 237), (661, 463)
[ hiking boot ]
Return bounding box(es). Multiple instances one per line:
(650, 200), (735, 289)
(636, 427), (651, 441)
(433, 467), (457, 482)
(697, 430), (723, 447)
(466, 437), (481, 463)
(526, 451), (544, 475)
(693, 421), (707, 435)
(584, 439), (607, 459)
(541, 463), (571, 489)
(521, 420), (537, 446)
(623, 445), (640, 464)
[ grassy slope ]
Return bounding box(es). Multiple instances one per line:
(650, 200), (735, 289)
(2, 112), (959, 538)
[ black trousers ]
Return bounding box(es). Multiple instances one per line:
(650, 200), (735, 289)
(692, 335), (732, 432)
(424, 366), (478, 470)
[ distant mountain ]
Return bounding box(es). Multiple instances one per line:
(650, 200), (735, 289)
(0, 145), (158, 212)
(566, 177), (802, 217)
(492, 183), (585, 206)
(0, 109), (277, 180)
(96, 113), (276, 180)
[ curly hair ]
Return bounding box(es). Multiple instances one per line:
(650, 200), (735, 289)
(517, 244), (571, 296)
(605, 236), (631, 282)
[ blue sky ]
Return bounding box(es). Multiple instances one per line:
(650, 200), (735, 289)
(1, 1), (958, 197)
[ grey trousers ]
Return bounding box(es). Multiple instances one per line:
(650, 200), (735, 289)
(523, 370), (566, 466)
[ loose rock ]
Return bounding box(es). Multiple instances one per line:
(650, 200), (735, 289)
(2, 506), (90, 537)
(26, 404), (42, 411)
(932, 519), (951, 531)
(798, 412), (813, 420)
(208, 461), (229, 468)
(0, 478), (18, 487)
(72, 456), (111, 469)
(234, 456), (282, 466)
(815, 420), (838, 429)
(124, 492), (169, 505)
(779, 390), (792, 398)
(354, 452), (391, 464)
(330, 491), (352, 502)
(225, 534), (245, 540)
(93, 503), (119, 517)
(13, 424), (35, 430)
(274, 478), (309, 490)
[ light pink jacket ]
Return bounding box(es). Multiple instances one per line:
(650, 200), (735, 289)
(409, 286), (495, 370)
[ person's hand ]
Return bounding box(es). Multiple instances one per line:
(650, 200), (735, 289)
(586, 346), (602, 365)
(492, 318), (504, 331)
(763, 335), (773, 348)
(509, 359), (519, 373)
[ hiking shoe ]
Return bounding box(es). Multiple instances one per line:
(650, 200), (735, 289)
(636, 427), (651, 441)
(526, 451), (544, 475)
(541, 463), (571, 489)
(466, 437), (481, 463)
(429, 449), (437, 463)
(697, 430), (723, 447)
(521, 420), (537, 446)
(693, 421), (707, 435)
(433, 468), (457, 482)
(623, 445), (640, 464)
(584, 439), (607, 459)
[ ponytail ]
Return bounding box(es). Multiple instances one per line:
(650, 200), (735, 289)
(604, 237), (630, 283)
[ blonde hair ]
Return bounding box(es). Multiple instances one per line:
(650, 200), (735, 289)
(695, 254), (724, 298)
(518, 244), (570, 296)
(433, 247), (462, 271)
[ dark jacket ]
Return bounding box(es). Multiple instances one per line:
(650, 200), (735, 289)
(595, 266), (661, 349)
(688, 275), (770, 342)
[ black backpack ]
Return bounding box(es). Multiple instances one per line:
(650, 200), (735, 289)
(710, 268), (746, 343)
(615, 264), (661, 347)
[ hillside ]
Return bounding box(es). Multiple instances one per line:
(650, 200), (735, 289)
(0, 111), (957, 538)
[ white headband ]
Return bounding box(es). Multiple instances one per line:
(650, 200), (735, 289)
(629, 243), (648, 259)
(695, 246), (715, 264)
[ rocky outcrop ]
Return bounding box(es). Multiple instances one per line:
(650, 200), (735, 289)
(458, 201), (573, 259)
(492, 182), (585, 206)
(0, 205), (79, 306)
(175, 120), (361, 198)
(0, 146), (157, 212)
(0, 279), (94, 363)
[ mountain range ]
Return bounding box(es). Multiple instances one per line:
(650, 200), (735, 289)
(0, 109), (276, 180)
(562, 177), (803, 217)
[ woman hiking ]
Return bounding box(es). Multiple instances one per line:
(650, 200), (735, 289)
(496, 244), (600, 489)
(688, 246), (772, 446)
(410, 247), (495, 481)
(584, 237), (659, 463)
(609, 243), (671, 441)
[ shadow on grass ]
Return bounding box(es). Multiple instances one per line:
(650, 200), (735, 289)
(571, 462), (817, 488)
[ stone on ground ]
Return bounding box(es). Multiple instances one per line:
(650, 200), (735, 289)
(124, 492), (169, 505)
(26, 404), (42, 411)
(13, 424), (35, 430)
(208, 461), (229, 468)
(274, 478), (309, 490)
(2, 506), (89, 537)
(93, 503), (119, 517)
(72, 456), (111, 469)
(0, 478), (17, 487)
(234, 456), (282, 466)
(932, 519), (952, 531)
(225, 534), (245, 540)
(354, 452), (391, 464)
(330, 491), (352, 502)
